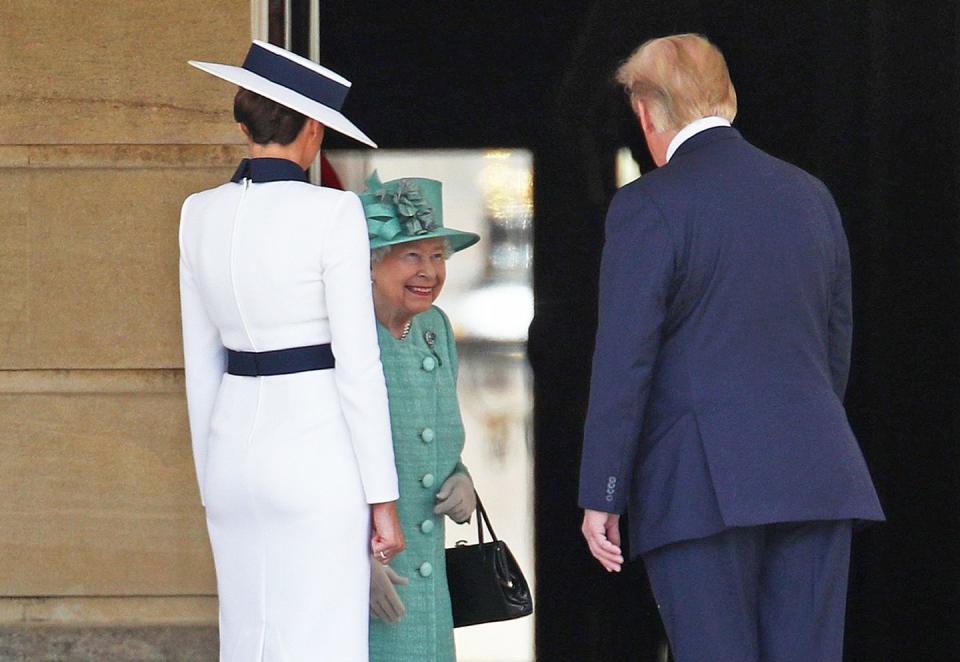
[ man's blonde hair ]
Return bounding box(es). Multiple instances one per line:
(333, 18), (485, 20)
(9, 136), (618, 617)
(616, 33), (737, 133)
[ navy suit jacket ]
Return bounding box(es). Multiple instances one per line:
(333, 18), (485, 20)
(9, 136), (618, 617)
(579, 127), (884, 556)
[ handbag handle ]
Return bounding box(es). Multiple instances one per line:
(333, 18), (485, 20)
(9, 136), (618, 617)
(474, 491), (499, 545)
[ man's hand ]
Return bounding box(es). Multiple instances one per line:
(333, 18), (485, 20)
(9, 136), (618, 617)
(581, 509), (624, 572)
(370, 555), (409, 623)
(433, 472), (476, 523)
(371, 501), (405, 563)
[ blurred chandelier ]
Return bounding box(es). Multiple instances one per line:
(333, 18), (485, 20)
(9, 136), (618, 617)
(454, 150), (533, 462)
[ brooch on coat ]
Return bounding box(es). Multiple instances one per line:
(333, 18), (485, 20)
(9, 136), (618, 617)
(423, 330), (437, 348)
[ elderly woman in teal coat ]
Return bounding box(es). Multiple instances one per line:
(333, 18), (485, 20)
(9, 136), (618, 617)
(361, 172), (480, 661)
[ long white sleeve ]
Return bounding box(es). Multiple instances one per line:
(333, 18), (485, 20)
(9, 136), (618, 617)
(322, 192), (399, 503)
(179, 202), (226, 507)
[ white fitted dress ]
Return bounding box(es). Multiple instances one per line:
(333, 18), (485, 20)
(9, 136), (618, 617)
(179, 159), (398, 662)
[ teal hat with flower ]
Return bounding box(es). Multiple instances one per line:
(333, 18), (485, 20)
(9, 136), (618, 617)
(360, 171), (480, 253)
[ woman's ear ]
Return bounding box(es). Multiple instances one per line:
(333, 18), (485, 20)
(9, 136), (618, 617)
(238, 122), (252, 142)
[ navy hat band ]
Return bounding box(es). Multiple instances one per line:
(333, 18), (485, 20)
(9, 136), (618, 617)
(241, 43), (349, 111)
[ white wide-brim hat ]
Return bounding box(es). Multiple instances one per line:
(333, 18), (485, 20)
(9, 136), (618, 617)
(189, 40), (376, 148)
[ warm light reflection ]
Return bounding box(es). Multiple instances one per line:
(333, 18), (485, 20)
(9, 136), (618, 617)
(479, 150), (534, 221)
(616, 146), (642, 187)
(452, 283), (533, 342)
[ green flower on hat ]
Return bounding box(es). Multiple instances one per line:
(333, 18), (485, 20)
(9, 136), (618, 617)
(360, 171), (481, 253)
(374, 177), (436, 235)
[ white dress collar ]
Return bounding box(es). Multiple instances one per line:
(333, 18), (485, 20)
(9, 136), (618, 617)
(666, 116), (732, 163)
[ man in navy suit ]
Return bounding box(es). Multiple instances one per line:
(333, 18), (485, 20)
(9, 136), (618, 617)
(578, 34), (884, 661)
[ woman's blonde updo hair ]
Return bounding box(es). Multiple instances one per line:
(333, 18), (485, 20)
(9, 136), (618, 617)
(616, 33), (737, 133)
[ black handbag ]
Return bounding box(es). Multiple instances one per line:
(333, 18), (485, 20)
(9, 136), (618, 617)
(444, 492), (533, 627)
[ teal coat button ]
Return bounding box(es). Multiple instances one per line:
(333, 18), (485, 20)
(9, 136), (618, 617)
(420, 519), (435, 534)
(421, 356), (437, 372)
(418, 561), (433, 577)
(421, 473), (436, 488)
(420, 427), (435, 443)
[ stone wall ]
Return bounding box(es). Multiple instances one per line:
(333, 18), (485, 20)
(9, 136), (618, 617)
(0, 0), (249, 635)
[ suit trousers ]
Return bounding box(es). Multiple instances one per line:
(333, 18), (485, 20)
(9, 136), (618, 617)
(642, 520), (853, 662)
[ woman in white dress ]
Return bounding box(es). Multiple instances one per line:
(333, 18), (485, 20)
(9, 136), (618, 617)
(180, 41), (404, 661)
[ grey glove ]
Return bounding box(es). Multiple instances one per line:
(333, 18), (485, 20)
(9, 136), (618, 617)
(433, 472), (476, 524)
(370, 555), (409, 623)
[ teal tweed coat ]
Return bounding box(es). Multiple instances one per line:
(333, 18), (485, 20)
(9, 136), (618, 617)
(369, 306), (467, 662)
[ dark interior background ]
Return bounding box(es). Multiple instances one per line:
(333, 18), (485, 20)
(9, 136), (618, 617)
(312, 1), (960, 659)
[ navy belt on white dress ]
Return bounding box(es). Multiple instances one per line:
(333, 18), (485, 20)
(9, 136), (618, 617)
(226, 344), (335, 376)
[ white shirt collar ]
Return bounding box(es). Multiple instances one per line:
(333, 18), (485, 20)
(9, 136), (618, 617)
(665, 116), (732, 163)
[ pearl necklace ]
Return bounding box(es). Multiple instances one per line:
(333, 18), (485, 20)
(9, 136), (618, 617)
(398, 321), (412, 341)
